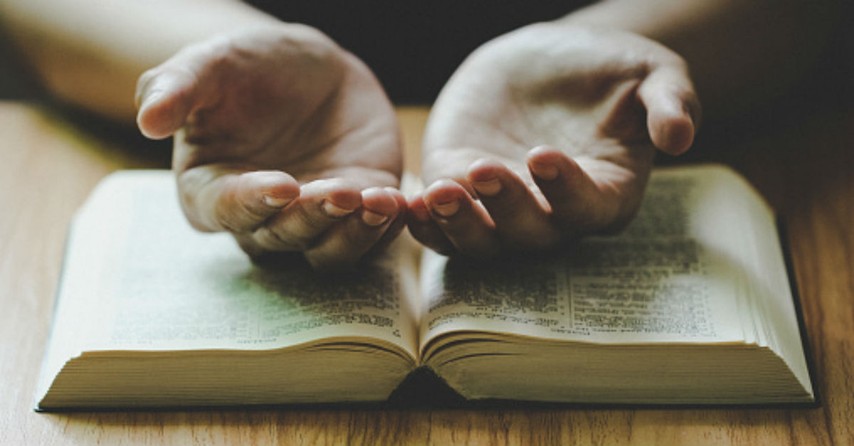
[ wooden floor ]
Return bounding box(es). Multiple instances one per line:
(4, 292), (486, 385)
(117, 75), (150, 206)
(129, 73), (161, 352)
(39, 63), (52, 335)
(0, 101), (851, 445)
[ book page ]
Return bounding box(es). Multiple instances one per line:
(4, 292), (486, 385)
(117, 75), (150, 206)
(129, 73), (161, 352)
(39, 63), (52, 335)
(723, 171), (814, 394)
(45, 171), (419, 359)
(420, 165), (753, 347)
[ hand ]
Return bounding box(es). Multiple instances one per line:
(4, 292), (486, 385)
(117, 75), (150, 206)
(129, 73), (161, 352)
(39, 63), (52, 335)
(408, 24), (700, 258)
(135, 25), (405, 270)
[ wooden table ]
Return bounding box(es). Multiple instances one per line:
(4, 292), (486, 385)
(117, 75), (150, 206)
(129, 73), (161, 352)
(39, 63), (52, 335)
(0, 101), (851, 445)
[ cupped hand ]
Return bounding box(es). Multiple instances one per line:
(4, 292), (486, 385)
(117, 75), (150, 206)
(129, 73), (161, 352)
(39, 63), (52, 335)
(135, 25), (405, 270)
(408, 24), (701, 257)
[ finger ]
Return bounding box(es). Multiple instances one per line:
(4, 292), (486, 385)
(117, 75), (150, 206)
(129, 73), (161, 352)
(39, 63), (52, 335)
(466, 159), (560, 250)
(406, 194), (456, 256)
(251, 179), (362, 252)
(421, 148), (484, 195)
(637, 66), (701, 155)
(234, 189), (405, 265)
(370, 187), (409, 253)
(304, 187), (402, 270)
(527, 147), (616, 233)
(135, 65), (200, 140)
(177, 166), (300, 232)
(421, 179), (500, 258)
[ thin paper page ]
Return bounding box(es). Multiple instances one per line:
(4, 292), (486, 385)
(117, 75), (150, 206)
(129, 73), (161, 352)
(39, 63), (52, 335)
(724, 171), (814, 394)
(420, 165), (750, 346)
(54, 171), (418, 356)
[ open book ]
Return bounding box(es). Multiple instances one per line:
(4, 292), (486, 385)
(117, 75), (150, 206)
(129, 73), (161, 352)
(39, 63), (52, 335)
(36, 164), (814, 410)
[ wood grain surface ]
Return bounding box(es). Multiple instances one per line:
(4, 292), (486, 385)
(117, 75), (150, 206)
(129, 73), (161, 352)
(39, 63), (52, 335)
(0, 101), (851, 445)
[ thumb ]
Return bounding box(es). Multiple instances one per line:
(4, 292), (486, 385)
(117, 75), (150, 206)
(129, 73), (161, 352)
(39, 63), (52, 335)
(178, 165), (301, 233)
(637, 66), (701, 155)
(135, 66), (199, 140)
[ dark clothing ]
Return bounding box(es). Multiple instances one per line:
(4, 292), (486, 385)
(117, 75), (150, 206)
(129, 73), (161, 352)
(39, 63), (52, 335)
(247, 1), (589, 103)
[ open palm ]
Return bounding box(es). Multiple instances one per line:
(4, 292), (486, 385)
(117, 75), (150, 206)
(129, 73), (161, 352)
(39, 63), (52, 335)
(409, 24), (700, 257)
(136, 25), (404, 269)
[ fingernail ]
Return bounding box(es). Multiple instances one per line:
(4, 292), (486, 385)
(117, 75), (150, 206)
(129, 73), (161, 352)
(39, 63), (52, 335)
(263, 195), (292, 208)
(362, 210), (389, 226)
(322, 200), (354, 218)
(471, 178), (502, 197)
(432, 199), (459, 218)
(410, 204), (431, 222)
(530, 162), (559, 181)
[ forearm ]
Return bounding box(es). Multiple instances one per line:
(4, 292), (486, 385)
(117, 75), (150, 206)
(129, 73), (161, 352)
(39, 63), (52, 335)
(0, 0), (277, 123)
(562, 0), (841, 118)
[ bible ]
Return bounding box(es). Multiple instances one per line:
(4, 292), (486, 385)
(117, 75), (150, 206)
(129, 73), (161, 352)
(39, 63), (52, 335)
(35, 164), (815, 410)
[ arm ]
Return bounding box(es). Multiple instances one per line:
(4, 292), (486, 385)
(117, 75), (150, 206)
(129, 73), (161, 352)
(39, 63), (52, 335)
(408, 0), (840, 258)
(0, 0), (406, 270)
(565, 0), (841, 118)
(0, 0), (276, 122)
